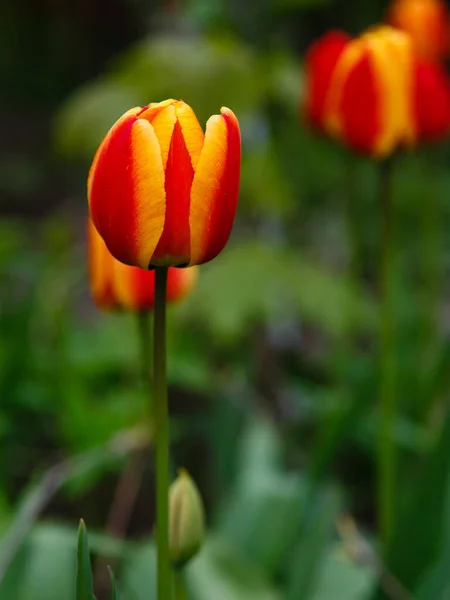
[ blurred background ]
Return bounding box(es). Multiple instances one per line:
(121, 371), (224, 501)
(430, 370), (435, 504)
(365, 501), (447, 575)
(2, 0), (450, 598)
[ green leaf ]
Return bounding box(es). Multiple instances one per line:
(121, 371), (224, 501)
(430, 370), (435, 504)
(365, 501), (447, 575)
(310, 549), (374, 600)
(416, 557), (450, 600)
(77, 520), (96, 600)
(108, 567), (119, 600)
(373, 413), (450, 599)
(121, 543), (156, 600)
(0, 523), (77, 600)
(178, 242), (375, 343)
(415, 457), (450, 600)
(285, 486), (343, 600)
(217, 416), (307, 576)
(186, 536), (281, 600)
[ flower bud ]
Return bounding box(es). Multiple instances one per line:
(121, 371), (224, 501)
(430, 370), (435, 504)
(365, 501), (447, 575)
(169, 469), (205, 569)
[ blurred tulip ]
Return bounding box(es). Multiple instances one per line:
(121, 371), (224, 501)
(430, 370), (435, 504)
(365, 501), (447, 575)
(387, 0), (450, 61)
(304, 30), (351, 132)
(88, 219), (197, 312)
(169, 469), (205, 568)
(414, 59), (450, 141)
(88, 99), (241, 269)
(324, 26), (416, 158)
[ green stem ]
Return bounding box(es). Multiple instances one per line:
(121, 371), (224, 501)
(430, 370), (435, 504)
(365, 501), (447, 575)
(378, 157), (396, 552)
(174, 570), (188, 600)
(154, 267), (171, 600)
(419, 149), (441, 420)
(136, 311), (152, 388)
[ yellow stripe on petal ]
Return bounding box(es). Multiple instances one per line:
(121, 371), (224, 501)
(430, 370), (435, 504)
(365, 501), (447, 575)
(189, 108), (241, 265)
(130, 119), (167, 269)
(143, 99), (177, 112)
(88, 218), (117, 310)
(174, 101), (205, 169)
(363, 27), (415, 156)
(142, 105), (177, 168)
(112, 260), (133, 309)
(189, 115), (226, 265)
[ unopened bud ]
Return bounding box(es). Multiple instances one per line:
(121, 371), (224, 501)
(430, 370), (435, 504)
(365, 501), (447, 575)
(169, 469), (205, 568)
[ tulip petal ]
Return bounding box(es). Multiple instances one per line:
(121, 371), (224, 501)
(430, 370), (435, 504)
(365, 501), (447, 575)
(139, 102), (177, 168)
(89, 115), (166, 269)
(174, 101), (205, 169)
(388, 0), (450, 61)
(151, 120), (194, 266)
(367, 28), (415, 155)
(304, 31), (350, 130)
(166, 267), (198, 303)
(414, 59), (450, 140)
(88, 107), (142, 200)
(189, 107), (241, 266)
(88, 219), (117, 310)
(325, 40), (381, 154)
(326, 27), (416, 157)
(336, 50), (381, 155)
(113, 261), (156, 311)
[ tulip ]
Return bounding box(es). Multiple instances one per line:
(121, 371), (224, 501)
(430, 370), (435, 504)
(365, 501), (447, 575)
(323, 26), (416, 158)
(304, 30), (351, 132)
(414, 59), (450, 141)
(88, 219), (197, 312)
(169, 469), (205, 569)
(387, 0), (449, 61)
(88, 99), (241, 270)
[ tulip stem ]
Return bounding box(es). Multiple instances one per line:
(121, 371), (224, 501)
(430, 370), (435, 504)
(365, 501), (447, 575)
(136, 312), (152, 388)
(378, 157), (396, 552)
(419, 149), (441, 420)
(154, 267), (171, 600)
(174, 570), (188, 600)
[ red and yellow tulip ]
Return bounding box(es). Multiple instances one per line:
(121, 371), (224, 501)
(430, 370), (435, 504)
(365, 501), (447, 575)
(304, 25), (450, 157)
(88, 99), (241, 270)
(387, 0), (450, 61)
(304, 30), (351, 132)
(324, 26), (416, 158)
(88, 219), (198, 312)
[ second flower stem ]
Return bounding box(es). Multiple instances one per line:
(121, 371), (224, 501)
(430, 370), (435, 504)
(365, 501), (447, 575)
(378, 157), (396, 552)
(136, 311), (152, 388)
(174, 570), (188, 600)
(154, 267), (171, 600)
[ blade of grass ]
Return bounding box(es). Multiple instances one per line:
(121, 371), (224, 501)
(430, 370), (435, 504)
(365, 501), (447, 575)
(77, 520), (96, 600)
(108, 566), (119, 600)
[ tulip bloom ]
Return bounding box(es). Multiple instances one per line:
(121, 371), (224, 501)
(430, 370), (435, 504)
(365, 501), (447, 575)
(414, 59), (450, 141)
(88, 99), (241, 270)
(323, 26), (416, 158)
(304, 30), (351, 132)
(387, 0), (449, 61)
(88, 219), (197, 312)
